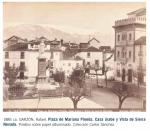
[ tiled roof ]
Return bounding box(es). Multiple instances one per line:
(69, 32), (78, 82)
(79, 46), (100, 52)
(4, 43), (28, 51)
(3, 43), (62, 52)
(88, 37), (100, 43)
(4, 35), (27, 43)
(135, 36), (146, 45)
(99, 46), (111, 51)
(74, 56), (83, 60)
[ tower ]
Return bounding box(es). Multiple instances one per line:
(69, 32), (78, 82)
(113, 8), (146, 83)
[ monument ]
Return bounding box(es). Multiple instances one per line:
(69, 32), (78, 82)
(36, 40), (61, 97)
(37, 40), (47, 83)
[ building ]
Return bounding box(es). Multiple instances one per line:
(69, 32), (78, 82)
(113, 8), (146, 83)
(3, 36), (84, 82)
(75, 46), (103, 68)
(4, 35), (28, 47)
(4, 37), (63, 82)
(79, 37), (100, 49)
(58, 56), (83, 76)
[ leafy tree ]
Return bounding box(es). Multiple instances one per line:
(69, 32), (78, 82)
(4, 64), (19, 86)
(63, 69), (87, 109)
(53, 70), (65, 84)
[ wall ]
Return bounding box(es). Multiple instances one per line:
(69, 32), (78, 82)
(75, 52), (103, 67)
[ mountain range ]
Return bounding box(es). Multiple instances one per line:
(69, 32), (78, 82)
(4, 24), (114, 47)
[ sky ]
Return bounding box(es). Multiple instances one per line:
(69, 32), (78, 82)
(3, 2), (145, 45)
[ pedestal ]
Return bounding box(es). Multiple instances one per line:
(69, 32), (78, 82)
(37, 57), (46, 83)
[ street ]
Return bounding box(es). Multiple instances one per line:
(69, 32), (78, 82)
(88, 86), (143, 109)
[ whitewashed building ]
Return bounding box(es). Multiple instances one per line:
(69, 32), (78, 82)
(3, 36), (84, 82)
(4, 40), (63, 81)
(75, 46), (103, 68)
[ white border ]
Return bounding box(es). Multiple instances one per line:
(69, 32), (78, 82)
(0, 0), (149, 131)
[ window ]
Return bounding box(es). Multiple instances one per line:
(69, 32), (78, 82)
(129, 33), (132, 40)
(51, 62), (53, 67)
(20, 62), (25, 70)
(87, 52), (90, 58)
(129, 51), (132, 58)
(5, 52), (9, 59)
(122, 33), (127, 41)
(5, 62), (9, 70)
(51, 52), (54, 59)
(20, 52), (25, 59)
(95, 60), (99, 66)
(87, 62), (90, 65)
(117, 35), (120, 42)
(19, 72), (24, 79)
(117, 70), (121, 77)
(76, 63), (79, 66)
(117, 51), (120, 58)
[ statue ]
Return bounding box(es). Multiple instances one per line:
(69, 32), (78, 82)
(39, 40), (45, 57)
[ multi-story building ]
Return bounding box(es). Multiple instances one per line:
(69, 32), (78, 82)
(75, 46), (103, 68)
(3, 36), (84, 82)
(4, 39), (63, 82)
(113, 8), (146, 84)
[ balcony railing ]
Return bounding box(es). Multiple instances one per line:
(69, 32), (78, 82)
(115, 16), (146, 27)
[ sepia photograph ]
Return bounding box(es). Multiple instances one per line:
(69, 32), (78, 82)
(3, 2), (146, 112)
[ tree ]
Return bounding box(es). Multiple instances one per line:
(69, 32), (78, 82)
(103, 66), (112, 88)
(103, 52), (114, 88)
(4, 64), (19, 86)
(90, 64), (103, 87)
(53, 70), (65, 85)
(63, 69), (87, 109)
(111, 81), (139, 110)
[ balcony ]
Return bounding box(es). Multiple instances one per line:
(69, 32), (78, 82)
(114, 16), (146, 27)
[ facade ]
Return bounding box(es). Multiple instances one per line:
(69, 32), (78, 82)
(4, 39), (63, 82)
(75, 46), (103, 68)
(113, 8), (146, 84)
(3, 37), (83, 82)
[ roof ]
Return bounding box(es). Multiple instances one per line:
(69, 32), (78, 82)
(88, 37), (100, 43)
(127, 8), (146, 16)
(3, 43), (62, 52)
(80, 42), (89, 45)
(4, 35), (27, 43)
(74, 56), (83, 60)
(135, 36), (146, 45)
(63, 56), (83, 61)
(4, 43), (28, 51)
(79, 46), (100, 52)
(99, 46), (111, 51)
